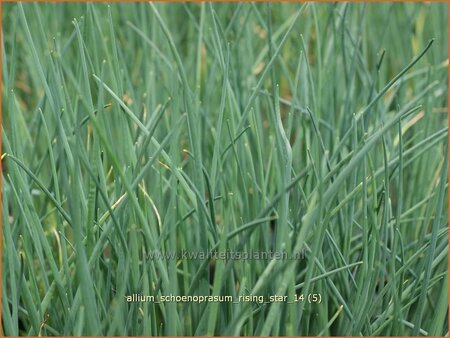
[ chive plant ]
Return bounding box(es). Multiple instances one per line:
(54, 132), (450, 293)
(2, 2), (448, 336)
